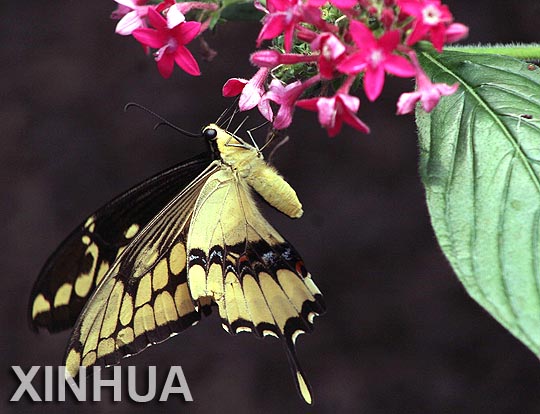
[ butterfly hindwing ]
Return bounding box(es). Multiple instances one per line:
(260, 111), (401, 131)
(186, 165), (325, 404)
(30, 153), (212, 333)
(64, 163), (221, 378)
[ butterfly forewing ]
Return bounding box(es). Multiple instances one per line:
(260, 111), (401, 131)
(64, 162), (221, 378)
(30, 153), (212, 333)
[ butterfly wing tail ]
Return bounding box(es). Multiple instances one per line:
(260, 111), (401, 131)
(283, 338), (314, 405)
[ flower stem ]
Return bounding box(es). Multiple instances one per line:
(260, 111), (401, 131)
(445, 43), (540, 60)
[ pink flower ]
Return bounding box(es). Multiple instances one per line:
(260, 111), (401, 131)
(250, 50), (317, 68)
(222, 68), (272, 119)
(337, 21), (415, 101)
(311, 32), (346, 79)
(256, 0), (323, 52)
(397, 0), (456, 51)
(396, 52), (459, 114)
(297, 92), (370, 137)
(132, 8), (201, 78)
(262, 75), (320, 129)
(444, 22), (469, 43)
(112, 0), (151, 35)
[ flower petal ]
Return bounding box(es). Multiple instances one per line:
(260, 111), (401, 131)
(364, 65), (385, 101)
(348, 20), (376, 49)
(396, 91), (421, 114)
(147, 7), (167, 30)
(115, 10), (144, 35)
(383, 54), (416, 77)
(174, 45), (200, 76)
(167, 5), (186, 29)
(175, 21), (202, 44)
(157, 53), (175, 78)
(132, 27), (166, 48)
(222, 78), (248, 97)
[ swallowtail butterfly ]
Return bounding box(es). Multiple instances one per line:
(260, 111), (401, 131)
(29, 112), (325, 404)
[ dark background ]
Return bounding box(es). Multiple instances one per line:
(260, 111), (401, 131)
(3, 1), (540, 413)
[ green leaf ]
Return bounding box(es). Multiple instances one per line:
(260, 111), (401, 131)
(417, 48), (540, 356)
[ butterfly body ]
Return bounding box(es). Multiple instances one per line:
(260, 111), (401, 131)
(30, 122), (324, 405)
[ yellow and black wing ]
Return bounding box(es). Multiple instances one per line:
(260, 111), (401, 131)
(63, 162), (221, 378)
(29, 153), (212, 332)
(186, 167), (326, 404)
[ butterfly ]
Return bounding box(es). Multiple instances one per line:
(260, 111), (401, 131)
(29, 111), (325, 404)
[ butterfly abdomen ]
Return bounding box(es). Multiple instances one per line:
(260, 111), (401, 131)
(246, 161), (303, 219)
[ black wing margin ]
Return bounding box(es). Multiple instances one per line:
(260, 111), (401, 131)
(29, 152), (212, 332)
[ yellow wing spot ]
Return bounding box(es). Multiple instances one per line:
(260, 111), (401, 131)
(124, 223), (140, 239)
(119, 293), (134, 326)
(100, 281), (124, 338)
(97, 337), (116, 358)
(83, 320), (101, 357)
(169, 243), (186, 275)
(133, 304), (156, 336)
(243, 275), (275, 327)
(75, 242), (99, 297)
(277, 269), (315, 312)
(263, 330), (279, 338)
(154, 291), (178, 326)
(54, 283), (73, 308)
(152, 259), (169, 292)
(225, 272), (250, 325)
(303, 274), (321, 296)
(74, 273), (93, 298)
(65, 349), (81, 379)
(188, 264), (206, 300)
(81, 351), (97, 368)
(88, 223), (96, 233)
(96, 261), (110, 285)
(84, 215), (96, 228)
(81, 235), (91, 245)
(296, 371), (312, 405)
(117, 327), (135, 346)
(259, 272), (297, 333)
(135, 273), (152, 307)
(207, 263), (224, 301)
(174, 283), (195, 317)
(32, 293), (51, 318)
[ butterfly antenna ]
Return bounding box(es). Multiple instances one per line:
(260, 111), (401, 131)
(246, 121), (271, 151)
(233, 115), (251, 136)
(216, 97), (240, 126)
(267, 134), (290, 163)
(124, 102), (201, 138)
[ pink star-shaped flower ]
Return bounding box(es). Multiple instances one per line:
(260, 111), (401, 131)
(397, 0), (454, 51)
(337, 21), (415, 101)
(297, 92), (370, 137)
(256, 0), (323, 52)
(222, 68), (273, 120)
(262, 78), (317, 129)
(132, 8), (201, 78)
(311, 32), (346, 79)
(396, 52), (459, 114)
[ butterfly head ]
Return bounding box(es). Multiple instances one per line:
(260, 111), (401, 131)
(202, 124), (258, 165)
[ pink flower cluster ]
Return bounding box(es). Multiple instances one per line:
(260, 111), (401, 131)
(223, 0), (467, 136)
(111, 0), (217, 78)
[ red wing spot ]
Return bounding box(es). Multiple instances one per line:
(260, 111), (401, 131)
(239, 254), (250, 264)
(295, 261), (306, 277)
